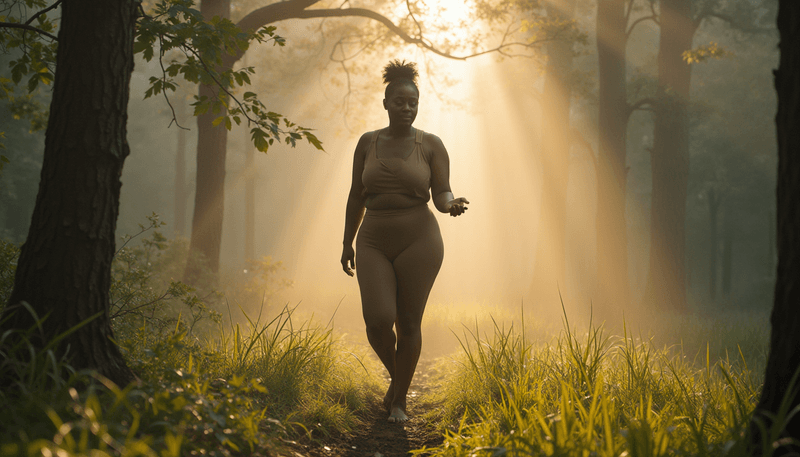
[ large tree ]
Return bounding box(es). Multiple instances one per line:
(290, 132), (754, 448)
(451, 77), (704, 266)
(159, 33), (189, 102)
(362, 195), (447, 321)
(750, 0), (800, 453)
(0, 0), (138, 386)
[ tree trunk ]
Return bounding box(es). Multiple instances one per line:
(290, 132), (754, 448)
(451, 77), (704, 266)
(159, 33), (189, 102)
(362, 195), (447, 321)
(1, 0), (137, 386)
(244, 143), (256, 262)
(174, 100), (188, 238)
(185, 0), (231, 281)
(721, 213), (733, 302)
(751, 1), (800, 453)
(641, 0), (697, 313)
(707, 188), (720, 303)
(530, 0), (577, 304)
(595, 0), (630, 318)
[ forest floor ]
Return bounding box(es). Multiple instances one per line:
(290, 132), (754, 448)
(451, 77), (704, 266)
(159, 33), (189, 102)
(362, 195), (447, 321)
(289, 358), (445, 457)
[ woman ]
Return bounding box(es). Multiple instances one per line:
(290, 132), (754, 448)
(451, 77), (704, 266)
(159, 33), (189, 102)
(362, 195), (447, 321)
(340, 60), (469, 423)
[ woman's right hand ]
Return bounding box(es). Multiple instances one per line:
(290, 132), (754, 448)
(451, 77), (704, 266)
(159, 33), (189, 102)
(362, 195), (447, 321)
(341, 245), (356, 277)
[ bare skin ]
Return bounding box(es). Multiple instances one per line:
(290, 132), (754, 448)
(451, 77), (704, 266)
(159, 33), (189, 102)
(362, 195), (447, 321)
(341, 81), (468, 423)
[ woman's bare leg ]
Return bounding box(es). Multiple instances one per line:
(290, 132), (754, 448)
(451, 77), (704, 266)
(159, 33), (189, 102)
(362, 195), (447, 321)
(356, 246), (399, 411)
(388, 235), (443, 422)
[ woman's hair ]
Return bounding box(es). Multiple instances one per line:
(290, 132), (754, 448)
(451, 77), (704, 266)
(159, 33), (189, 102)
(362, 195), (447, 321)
(383, 59), (419, 97)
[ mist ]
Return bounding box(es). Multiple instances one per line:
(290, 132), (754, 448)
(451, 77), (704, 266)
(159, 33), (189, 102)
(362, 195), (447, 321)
(1, 0), (779, 357)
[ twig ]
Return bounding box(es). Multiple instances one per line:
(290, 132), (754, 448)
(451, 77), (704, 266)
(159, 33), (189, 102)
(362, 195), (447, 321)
(24, 0), (62, 27)
(406, 0), (423, 38)
(158, 34), (190, 130)
(0, 22), (57, 40)
(626, 15), (658, 38)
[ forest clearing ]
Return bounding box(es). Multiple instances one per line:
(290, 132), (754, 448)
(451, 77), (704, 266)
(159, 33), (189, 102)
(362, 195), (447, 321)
(2, 0), (800, 455)
(0, 237), (773, 456)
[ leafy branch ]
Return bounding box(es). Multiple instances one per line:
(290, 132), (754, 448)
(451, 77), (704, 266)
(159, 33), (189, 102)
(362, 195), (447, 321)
(135, 0), (323, 153)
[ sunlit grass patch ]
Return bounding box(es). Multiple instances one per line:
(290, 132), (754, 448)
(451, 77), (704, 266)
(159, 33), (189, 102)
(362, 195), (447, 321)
(421, 304), (767, 457)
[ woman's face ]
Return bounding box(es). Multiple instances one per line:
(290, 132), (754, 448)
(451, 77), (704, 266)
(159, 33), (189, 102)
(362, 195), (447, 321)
(384, 83), (419, 128)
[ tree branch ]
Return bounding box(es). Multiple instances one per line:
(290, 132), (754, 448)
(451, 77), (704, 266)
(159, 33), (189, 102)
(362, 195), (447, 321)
(0, 22), (57, 40)
(24, 0), (62, 27)
(294, 8), (545, 60)
(406, 0), (423, 38)
(624, 0), (636, 24)
(626, 15), (657, 38)
(235, 3), (545, 65)
(627, 97), (657, 118)
(698, 12), (774, 34)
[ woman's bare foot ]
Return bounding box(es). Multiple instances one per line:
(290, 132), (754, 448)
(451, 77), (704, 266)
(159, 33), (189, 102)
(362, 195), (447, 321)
(383, 382), (395, 411)
(387, 406), (409, 423)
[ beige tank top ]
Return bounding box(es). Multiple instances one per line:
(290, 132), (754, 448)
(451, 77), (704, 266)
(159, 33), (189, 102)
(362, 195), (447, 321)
(361, 128), (431, 202)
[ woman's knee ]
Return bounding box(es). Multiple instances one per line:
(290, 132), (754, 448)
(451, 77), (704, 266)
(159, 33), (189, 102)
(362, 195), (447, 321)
(365, 318), (394, 341)
(395, 320), (422, 340)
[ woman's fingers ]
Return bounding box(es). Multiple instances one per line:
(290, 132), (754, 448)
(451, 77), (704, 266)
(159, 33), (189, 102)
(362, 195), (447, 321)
(341, 255), (355, 276)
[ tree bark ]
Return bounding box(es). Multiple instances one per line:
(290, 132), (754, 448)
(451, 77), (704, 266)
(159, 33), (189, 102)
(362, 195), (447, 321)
(595, 0), (630, 317)
(707, 188), (720, 303)
(530, 0), (577, 303)
(244, 143), (256, 262)
(641, 0), (697, 313)
(174, 100), (188, 238)
(185, 0), (231, 281)
(751, 1), (800, 453)
(721, 208), (733, 302)
(1, 0), (137, 386)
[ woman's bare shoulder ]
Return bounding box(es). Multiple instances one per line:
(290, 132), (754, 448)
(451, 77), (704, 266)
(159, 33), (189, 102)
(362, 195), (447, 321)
(421, 131), (447, 155)
(353, 131), (376, 155)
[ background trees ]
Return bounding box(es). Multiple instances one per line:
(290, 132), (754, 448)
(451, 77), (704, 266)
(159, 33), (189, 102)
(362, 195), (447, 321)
(0, 0), (784, 383)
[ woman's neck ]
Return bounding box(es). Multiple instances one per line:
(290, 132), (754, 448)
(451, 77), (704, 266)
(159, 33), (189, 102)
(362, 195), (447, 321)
(386, 124), (414, 138)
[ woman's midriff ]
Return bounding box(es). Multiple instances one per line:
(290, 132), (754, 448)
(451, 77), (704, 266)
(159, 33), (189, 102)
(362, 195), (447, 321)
(364, 193), (427, 210)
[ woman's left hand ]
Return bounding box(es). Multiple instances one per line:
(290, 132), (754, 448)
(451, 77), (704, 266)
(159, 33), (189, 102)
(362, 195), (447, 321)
(447, 197), (469, 217)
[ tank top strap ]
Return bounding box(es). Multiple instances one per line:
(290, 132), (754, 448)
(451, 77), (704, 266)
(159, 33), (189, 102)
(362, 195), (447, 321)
(415, 128), (424, 144)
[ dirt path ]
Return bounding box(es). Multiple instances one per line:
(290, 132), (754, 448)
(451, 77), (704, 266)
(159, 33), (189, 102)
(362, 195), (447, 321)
(295, 359), (445, 457)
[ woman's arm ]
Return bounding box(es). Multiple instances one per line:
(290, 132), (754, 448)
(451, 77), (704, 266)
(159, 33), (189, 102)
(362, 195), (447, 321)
(341, 133), (370, 276)
(428, 133), (469, 216)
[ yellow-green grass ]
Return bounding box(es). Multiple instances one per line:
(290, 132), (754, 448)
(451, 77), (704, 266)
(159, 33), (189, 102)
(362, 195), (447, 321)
(418, 305), (770, 457)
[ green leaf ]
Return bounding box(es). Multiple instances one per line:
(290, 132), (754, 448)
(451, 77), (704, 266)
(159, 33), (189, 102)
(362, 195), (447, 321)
(251, 128), (269, 153)
(304, 132), (324, 151)
(212, 116), (225, 127)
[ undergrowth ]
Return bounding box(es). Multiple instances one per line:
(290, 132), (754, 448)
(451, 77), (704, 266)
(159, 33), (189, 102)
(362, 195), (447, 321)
(0, 219), (382, 456)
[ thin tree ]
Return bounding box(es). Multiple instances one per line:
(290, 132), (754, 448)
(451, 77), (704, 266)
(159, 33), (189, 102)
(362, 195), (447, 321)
(530, 0), (579, 304)
(595, 0), (633, 315)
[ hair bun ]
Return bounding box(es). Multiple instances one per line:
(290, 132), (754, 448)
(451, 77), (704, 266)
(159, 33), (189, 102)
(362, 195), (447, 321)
(382, 59), (419, 85)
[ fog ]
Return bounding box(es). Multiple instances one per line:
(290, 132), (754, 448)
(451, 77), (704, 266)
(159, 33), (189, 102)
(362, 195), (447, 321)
(0, 1), (777, 356)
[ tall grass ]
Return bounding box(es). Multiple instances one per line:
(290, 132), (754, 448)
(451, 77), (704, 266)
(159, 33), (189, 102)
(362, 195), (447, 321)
(1, 305), (382, 456)
(422, 304), (768, 457)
